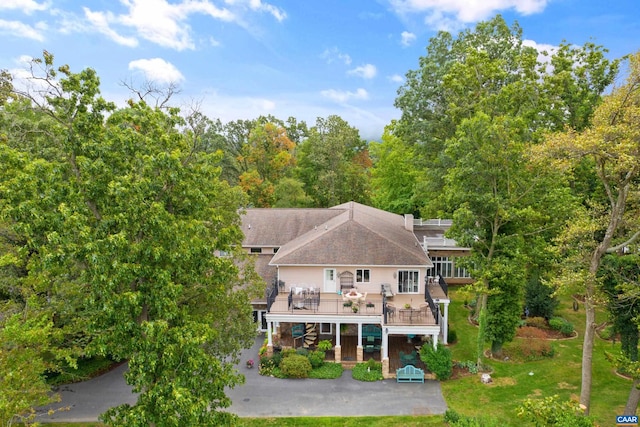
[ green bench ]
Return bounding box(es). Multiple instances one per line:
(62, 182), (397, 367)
(396, 364), (424, 383)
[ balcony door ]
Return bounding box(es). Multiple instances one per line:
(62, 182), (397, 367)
(323, 268), (337, 292)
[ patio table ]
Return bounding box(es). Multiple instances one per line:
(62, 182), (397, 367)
(343, 291), (362, 302)
(399, 308), (421, 323)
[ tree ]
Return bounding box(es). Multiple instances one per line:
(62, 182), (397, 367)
(238, 121), (296, 207)
(273, 177), (313, 207)
(369, 122), (422, 215)
(601, 254), (640, 362)
(297, 115), (371, 207)
(536, 51), (640, 413)
(0, 52), (259, 425)
(394, 14), (618, 364)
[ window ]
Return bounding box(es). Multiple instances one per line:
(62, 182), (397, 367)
(356, 269), (370, 283)
(218, 250), (230, 257)
(429, 256), (452, 277)
(250, 247), (262, 254)
(397, 270), (419, 293)
(455, 265), (471, 278)
(428, 256), (471, 278)
(273, 247), (279, 253)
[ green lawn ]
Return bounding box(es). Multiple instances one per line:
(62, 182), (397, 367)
(43, 291), (631, 426)
(442, 290), (630, 425)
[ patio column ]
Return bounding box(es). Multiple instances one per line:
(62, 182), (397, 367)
(382, 327), (389, 359)
(432, 333), (438, 349)
(266, 321), (274, 357)
(334, 322), (341, 363)
(356, 323), (363, 362)
(382, 327), (390, 379)
(442, 302), (449, 344)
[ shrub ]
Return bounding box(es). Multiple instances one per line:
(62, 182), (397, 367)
(307, 350), (325, 368)
(281, 347), (297, 358)
(517, 326), (547, 339)
(524, 274), (558, 319)
(271, 351), (283, 367)
(309, 362), (343, 379)
(280, 354), (312, 378)
(317, 339), (333, 352)
(512, 338), (554, 361)
(421, 344), (453, 380)
(525, 317), (548, 329)
(443, 409), (502, 426)
(549, 317), (574, 336)
(518, 395), (594, 426)
(456, 360), (478, 374)
(352, 359), (383, 381)
(259, 355), (279, 376)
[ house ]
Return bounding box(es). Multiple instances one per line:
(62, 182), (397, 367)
(241, 201), (466, 378)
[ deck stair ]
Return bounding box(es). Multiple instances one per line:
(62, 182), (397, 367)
(292, 323), (318, 348)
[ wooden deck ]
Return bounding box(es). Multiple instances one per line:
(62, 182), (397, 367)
(268, 292), (440, 326)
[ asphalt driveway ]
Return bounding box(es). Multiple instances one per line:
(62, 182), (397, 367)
(38, 335), (447, 422)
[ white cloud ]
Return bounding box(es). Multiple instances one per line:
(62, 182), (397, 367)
(0, 19), (46, 41)
(348, 64), (377, 79)
(320, 88), (369, 103)
(84, 8), (138, 47)
(522, 39), (558, 61)
(248, 0), (287, 22)
(81, 0), (284, 51)
(320, 47), (352, 65)
(389, 74), (404, 83)
(390, 0), (549, 28)
(128, 58), (185, 84)
(0, 0), (50, 14)
(400, 31), (416, 46)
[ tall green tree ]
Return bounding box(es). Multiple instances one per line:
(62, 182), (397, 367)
(394, 15), (618, 361)
(297, 115), (371, 207)
(536, 51), (640, 414)
(0, 52), (259, 426)
(369, 122), (422, 215)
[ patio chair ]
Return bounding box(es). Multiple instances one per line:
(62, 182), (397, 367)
(381, 283), (394, 299)
(359, 292), (368, 304)
(419, 304), (429, 319)
(386, 303), (396, 319)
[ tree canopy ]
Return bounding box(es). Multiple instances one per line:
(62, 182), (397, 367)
(0, 52), (259, 426)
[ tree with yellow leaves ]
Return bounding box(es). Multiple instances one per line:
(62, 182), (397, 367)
(537, 51), (640, 414)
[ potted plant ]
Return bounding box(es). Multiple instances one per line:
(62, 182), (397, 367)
(246, 359), (254, 369)
(343, 300), (353, 307)
(366, 301), (374, 308)
(404, 303), (411, 309)
(352, 305), (359, 313)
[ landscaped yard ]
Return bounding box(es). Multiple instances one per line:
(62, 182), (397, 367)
(43, 289), (631, 426)
(441, 289), (629, 425)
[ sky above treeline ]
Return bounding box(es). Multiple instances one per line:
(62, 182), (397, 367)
(1, 0), (639, 140)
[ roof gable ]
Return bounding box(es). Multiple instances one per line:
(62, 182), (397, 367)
(268, 202), (431, 267)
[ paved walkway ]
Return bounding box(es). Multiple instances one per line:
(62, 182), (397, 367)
(39, 335), (447, 422)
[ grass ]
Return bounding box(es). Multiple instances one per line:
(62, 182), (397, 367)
(45, 417), (445, 427)
(442, 290), (630, 426)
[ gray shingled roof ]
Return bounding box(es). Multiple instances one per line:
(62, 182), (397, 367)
(253, 202), (431, 267)
(240, 208), (344, 247)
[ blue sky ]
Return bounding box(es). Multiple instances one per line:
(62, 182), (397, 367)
(1, 1), (639, 140)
